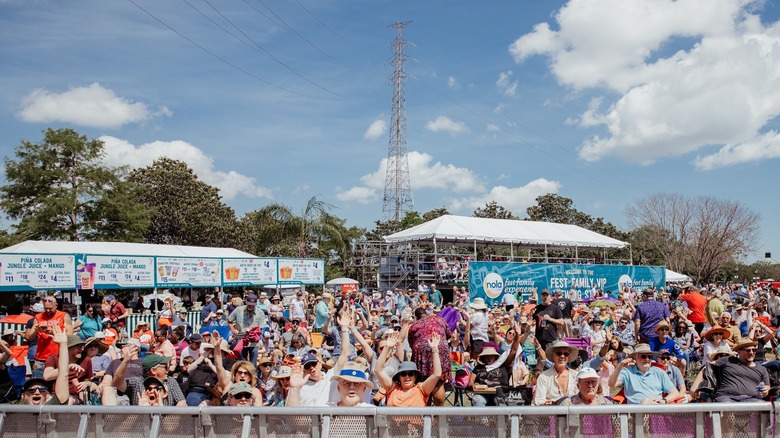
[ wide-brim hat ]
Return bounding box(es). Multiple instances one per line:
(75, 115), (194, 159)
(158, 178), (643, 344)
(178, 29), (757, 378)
(708, 345), (735, 361)
(479, 346), (501, 359)
(545, 340), (579, 363)
(67, 335), (85, 349)
(471, 298), (488, 310)
(392, 361), (424, 382)
(732, 337), (758, 352)
(629, 343), (658, 358)
(271, 366), (292, 380)
(334, 362), (373, 389)
(84, 337), (109, 354)
(702, 327), (731, 342)
(203, 339), (231, 354)
(653, 321), (671, 335)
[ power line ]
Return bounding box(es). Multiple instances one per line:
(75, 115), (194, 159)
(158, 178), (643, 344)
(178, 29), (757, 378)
(127, 0), (336, 100)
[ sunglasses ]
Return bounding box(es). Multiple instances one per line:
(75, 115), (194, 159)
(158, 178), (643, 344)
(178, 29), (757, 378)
(555, 351), (570, 357)
(235, 370), (252, 376)
(712, 333), (723, 336)
(260, 363), (272, 367)
(304, 362), (317, 371)
(232, 392), (253, 400)
(714, 354), (730, 359)
(742, 348), (758, 353)
(657, 328), (669, 331)
(659, 356), (671, 361)
(145, 386), (163, 391)
(26, 386), (49, 394)
(638, 354), (654, 359)
(398, 371), (417, 378)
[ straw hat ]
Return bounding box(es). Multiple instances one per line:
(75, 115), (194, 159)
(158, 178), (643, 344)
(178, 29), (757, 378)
(478, 346), (501, 363)
(708, 345), (734, 361)
(471, 298), (488, 310)
(732, 338), (758, 352)
(271, 366), (292, 380)
(84, 337), (109, 354)
(544, 340), (579, 363)
(702, 327), (731, 342)
(333, 362), (373, 389)
(629, 344), (658, 358)
(653, 321), (672, 335)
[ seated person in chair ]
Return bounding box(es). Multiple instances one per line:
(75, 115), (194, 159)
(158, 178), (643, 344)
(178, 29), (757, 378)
(469, 320), (522, 406)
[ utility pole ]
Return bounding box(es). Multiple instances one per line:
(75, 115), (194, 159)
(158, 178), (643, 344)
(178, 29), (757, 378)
(382, 21), (414, 222)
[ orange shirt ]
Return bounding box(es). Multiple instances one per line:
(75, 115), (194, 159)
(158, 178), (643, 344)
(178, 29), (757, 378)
(680, 292), (707, 324)
(133, 329), (154, 346)
(386, 383), (428, 407)
(102, 327), (118, 346)
(33, 310), (68, 361)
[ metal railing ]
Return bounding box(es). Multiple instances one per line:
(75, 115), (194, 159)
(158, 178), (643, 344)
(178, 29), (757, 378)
(0, 402), (777, 438)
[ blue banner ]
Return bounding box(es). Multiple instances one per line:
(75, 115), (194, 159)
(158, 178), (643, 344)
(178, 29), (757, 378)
(468, 262), (665, 305)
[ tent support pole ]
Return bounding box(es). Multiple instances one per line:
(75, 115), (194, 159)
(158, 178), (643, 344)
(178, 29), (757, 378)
(630, 245), (633, 265)
(575, 246), (579, 263)
(473, 240), (477, 260)
(511, 242), (514, 261)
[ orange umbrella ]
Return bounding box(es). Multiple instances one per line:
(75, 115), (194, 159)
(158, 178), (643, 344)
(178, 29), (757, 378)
(0, 314), (33, 324)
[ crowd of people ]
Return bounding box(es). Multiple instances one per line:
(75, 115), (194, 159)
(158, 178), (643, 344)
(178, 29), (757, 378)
(0, 281), (778, 409)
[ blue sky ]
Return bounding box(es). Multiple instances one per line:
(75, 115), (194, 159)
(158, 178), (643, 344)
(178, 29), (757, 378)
(2, 0), (780, 262)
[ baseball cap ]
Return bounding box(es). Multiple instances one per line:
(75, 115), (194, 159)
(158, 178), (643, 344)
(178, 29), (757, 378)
(301, 353), (319, 366)
(106, 295), (116, 301)
(228, 382), (254, 396)
(190, 333), (203, 343)
(205, 294), (214, 299)
(245, 294), (258, 304)
(576, 367), (599, 380)
(143, 376), (165, 388)
(142, 354), (172, 372)
(31, 303), (44, 313)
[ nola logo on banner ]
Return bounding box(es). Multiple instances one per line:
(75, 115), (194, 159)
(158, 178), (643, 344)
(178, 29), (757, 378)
(483, 272), (504, 299)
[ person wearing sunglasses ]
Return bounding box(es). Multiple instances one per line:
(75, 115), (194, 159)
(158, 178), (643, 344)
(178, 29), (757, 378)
(139, 376), (168, 406)
(22, 325), (69, 405)
(690, 337), (770, 402)
(225, 382), (255, 406)
(374, 332), (443, 406)
(25, 295), (73, 379)
(648, 321), (687, 374)
(533, 340), (579, 405)
(608, 343), (680, 404)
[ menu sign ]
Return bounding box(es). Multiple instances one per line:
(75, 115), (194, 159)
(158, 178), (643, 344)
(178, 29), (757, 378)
(0, 254), (75, 291)
(223, 258), (277, 286)
(81, 255), (155, 289)
(156, 257), (221, 287)
(277, 258), (325, 285)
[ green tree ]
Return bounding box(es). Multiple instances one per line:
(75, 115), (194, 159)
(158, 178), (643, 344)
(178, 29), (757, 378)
(422, 207), (450, 222)
(474, 201), (517, 219)
(241, 196), (344, 258)
(526, 194), (592, 226)
(128, 158), (238, 247)
(0, 128), (149, 241)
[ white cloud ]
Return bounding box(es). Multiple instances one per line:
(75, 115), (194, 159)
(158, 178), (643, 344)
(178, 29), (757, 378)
(694, 131), (780, 170)
(496, 71), (519, 96)
(19, 83), (170, 129)
(449, 179), (562, 213)
(357, 151), (485, 193)
(509, 0), (780, 167)
(364, 119), (386, 140)
(447, 76), (460, 88)
(494, 103), (508, 113)
(99, 136), (273, 200)
(425, 116), (468, 135)
(486, 123), (500, 132)
(335, 186), (377, 204)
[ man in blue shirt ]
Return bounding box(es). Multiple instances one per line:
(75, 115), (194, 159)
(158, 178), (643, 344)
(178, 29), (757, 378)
(633, 289), (670, 344)
(608, 344), (680, 404)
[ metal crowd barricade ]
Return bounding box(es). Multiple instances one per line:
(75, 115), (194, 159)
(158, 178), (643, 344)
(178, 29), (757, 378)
(126, 310), (202, 333)
(0, 402), (776, 438)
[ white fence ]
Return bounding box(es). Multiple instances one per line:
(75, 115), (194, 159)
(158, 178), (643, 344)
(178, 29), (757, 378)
(0, 403), (777, 438)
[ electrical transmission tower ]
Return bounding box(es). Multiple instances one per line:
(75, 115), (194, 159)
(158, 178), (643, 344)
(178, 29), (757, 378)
(382, 21), (414, 222)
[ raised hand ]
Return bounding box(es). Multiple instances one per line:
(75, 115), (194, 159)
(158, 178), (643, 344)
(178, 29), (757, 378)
(51, 325), (67, 345)
(289, 363), (309, 388)
(427, 333), (441, 350)
(385, 332), (399, 349)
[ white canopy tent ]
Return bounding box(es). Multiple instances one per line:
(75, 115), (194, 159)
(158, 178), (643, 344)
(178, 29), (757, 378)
(384, 215), (629, 260)
(665, 268), (691, 283)
(325, 277), (359, 286)
(0, 240), (258, 259)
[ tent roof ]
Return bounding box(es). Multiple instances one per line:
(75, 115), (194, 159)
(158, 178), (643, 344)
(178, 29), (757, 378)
(665, 268), (691, 282)
(383, 215), (628, 249)
(0, 240), (258, 258)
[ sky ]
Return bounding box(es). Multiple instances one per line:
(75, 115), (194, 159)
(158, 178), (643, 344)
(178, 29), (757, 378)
(2, 0), (780, 263)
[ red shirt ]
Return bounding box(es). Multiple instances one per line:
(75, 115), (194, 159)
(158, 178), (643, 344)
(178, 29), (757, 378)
(34, 310), (69, 361)
(109, 302), (127, 328)
(680, 292), (707, 323)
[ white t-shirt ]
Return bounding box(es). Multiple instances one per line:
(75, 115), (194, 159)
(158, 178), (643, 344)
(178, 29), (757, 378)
(290, 298), (306, 320)
(179, 345), (204, 366)
(299, 367), (336, 406)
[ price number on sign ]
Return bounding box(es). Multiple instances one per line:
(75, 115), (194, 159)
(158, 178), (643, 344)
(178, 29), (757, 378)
(51, 275), (57, 281)
(125, 273), (131, 280)
(99, 275), (106, 281)
(4, 275), (13, 282)
(20, 274), (28, 280)
(38, 274), (47, 280)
